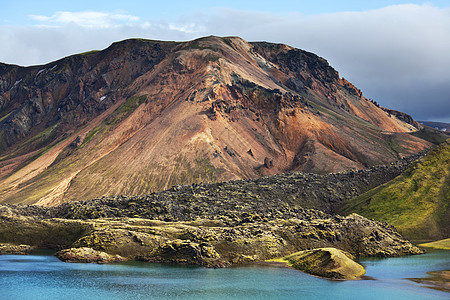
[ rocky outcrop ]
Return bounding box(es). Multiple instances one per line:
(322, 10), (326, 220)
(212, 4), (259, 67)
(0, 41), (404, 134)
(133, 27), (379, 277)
(146, 239), (226, 267)
(284, 248), (366, 280)
(55, 247), (127, 263)
(381, 107), (422, 129)
(0, 153), (430, 266)
(0, 243), (34, 255)
(0, 201), (423, 267)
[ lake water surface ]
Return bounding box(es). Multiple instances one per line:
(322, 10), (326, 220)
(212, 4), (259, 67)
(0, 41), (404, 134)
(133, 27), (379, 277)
(0, 250), (448, 300)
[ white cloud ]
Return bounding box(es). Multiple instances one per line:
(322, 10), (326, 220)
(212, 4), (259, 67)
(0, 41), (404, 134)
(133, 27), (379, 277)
(168, 22), (204, 34)
(1, 5), (449, 121)
(28, 11), (140, 28)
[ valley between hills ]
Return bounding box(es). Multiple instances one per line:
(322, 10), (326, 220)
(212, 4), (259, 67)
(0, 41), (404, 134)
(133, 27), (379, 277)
(0, 36), (448, 280)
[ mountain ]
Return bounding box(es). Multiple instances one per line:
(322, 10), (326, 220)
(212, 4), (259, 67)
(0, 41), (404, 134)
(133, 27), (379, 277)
(337, 139), (450, 241)
(0, 36), (432, 206)
(419, 121), (450, 132)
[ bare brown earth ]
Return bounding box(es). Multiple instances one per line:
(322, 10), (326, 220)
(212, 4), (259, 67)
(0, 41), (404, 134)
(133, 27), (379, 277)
(0, 36), (431, 205)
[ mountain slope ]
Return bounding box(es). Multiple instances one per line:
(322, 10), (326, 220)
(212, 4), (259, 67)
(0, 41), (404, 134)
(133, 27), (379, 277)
(0, 36), (431, 205)
(337, 139), (450, 241)
(419, 121), (450, 132)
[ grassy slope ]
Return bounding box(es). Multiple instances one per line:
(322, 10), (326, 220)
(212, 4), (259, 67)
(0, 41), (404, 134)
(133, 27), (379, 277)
(337, 139), (450, 241)
(418, 238), (450, 250)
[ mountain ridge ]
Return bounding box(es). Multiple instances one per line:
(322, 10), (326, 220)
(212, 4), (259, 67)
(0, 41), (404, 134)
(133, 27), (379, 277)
(0, 36), (432, 205)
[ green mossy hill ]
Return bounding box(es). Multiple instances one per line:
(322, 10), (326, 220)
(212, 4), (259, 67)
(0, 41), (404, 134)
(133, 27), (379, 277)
(338, 140), (450, 241)
(284, 248), (366, 280)
(419, 238), (450, 250)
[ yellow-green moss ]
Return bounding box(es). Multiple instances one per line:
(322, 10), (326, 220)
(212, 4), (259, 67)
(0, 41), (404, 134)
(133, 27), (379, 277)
(338, 140), (450, 240)
(284, 248), (366, 280)
(419, 238), (450, 250)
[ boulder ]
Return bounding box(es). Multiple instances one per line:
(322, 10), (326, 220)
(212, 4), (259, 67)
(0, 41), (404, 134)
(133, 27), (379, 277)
(55, 247), (127, 264)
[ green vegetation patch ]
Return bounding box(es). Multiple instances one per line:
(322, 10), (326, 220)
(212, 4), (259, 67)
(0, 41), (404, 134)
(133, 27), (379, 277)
(418, 238), (450, 250)
(117, 94), (148, 114)
(0, 111), (13, 123)
(1, 124), (60, 161)
(105, 94), (148, 126)
(80, 125), (104, 148)
(338, 140), (450, 240)
(19, 124), (59, 149)
(78, 50), (100, 56)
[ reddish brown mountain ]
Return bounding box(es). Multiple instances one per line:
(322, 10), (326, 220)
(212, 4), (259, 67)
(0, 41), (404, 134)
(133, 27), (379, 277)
(0, 36), (431, 205)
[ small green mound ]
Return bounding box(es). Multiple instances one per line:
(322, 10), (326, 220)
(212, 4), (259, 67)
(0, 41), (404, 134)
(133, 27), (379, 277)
(283, 248), (366, 280)
(419, 238), (450, 250)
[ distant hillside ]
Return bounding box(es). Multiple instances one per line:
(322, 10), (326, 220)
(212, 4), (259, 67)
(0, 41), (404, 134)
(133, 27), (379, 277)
(337, 140), (450, 241)
(419, 121), (450, 132)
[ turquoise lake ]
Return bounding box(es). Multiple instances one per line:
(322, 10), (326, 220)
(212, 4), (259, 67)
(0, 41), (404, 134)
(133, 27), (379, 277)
(0, 250), (448, 300)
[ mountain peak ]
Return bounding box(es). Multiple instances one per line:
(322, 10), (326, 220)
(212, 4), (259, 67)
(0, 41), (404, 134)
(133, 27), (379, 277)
(0, 36), (432, 205)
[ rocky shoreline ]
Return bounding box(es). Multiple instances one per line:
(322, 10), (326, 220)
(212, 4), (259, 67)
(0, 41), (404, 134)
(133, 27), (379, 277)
(0, 154), (429, 279)
(0, 202), (423, 269)
(0, 243), (35, 255)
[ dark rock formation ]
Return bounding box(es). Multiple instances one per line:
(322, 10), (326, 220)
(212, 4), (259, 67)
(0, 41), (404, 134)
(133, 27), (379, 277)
(264, 157), (273, 169)
(34, 151), (424, 220)
(147, 239), (226, 267)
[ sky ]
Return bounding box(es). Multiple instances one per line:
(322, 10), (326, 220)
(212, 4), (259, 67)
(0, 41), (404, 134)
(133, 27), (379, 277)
(1, 1), (449, 122)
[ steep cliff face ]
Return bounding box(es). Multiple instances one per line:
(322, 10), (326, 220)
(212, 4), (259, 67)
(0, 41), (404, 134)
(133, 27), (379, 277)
(0, 36), (431, 205)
